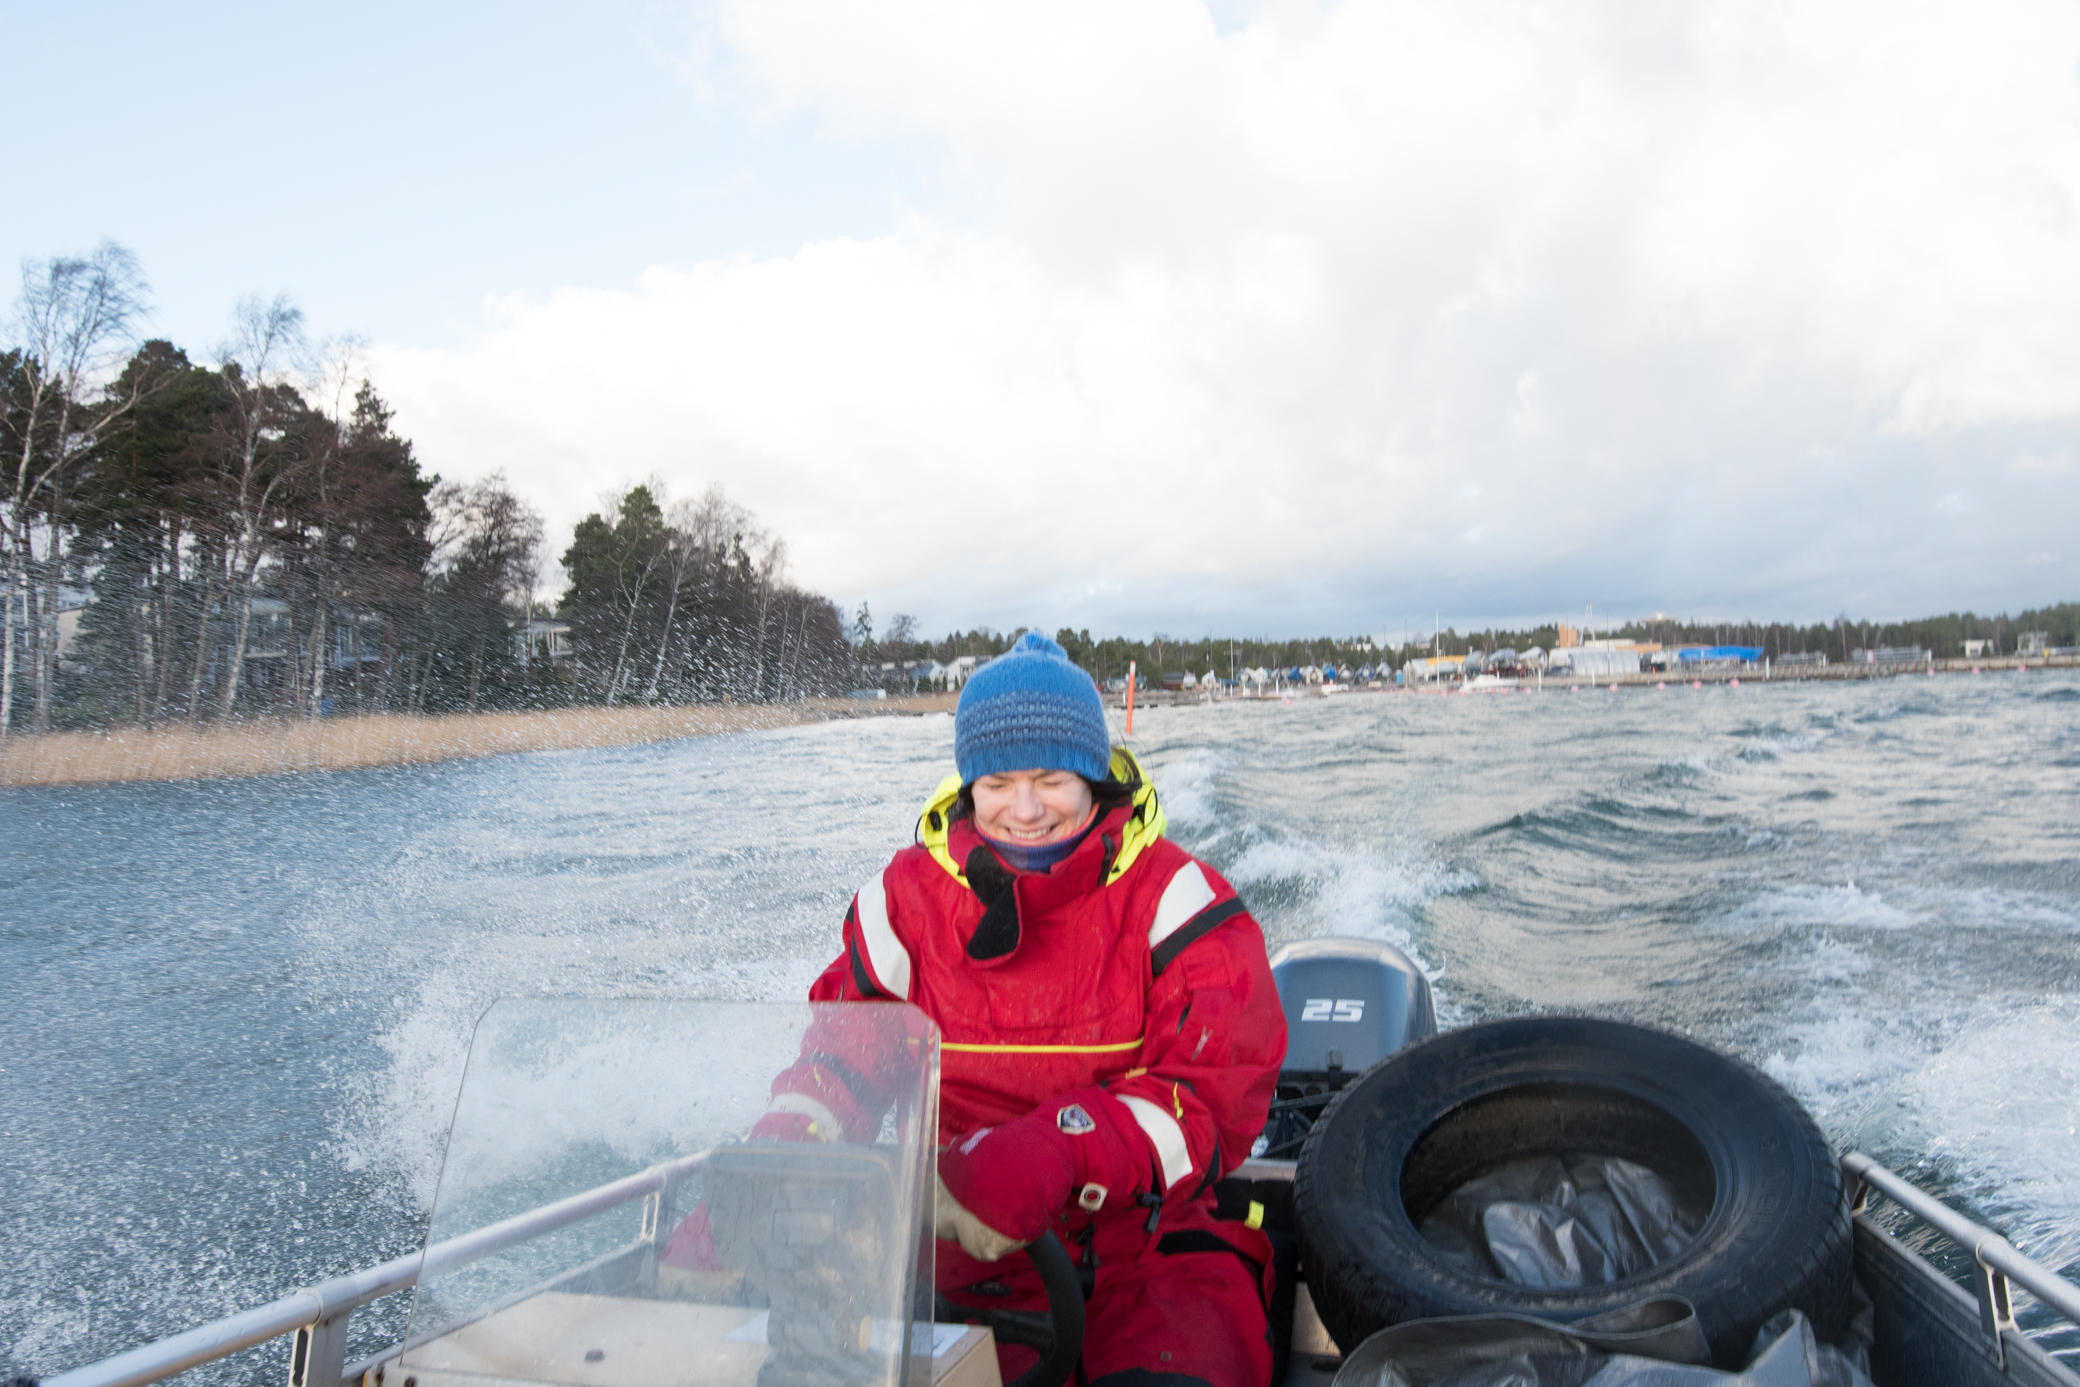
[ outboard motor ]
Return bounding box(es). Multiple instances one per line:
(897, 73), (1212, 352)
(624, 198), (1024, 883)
(1255, 937), (1436, 1159)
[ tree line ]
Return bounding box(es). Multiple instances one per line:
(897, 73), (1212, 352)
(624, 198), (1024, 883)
(1049, 631), (1392, 685)
(1390, 605), (2080, 665)
(856, 604), (2080, 696)
(2, 243), (856, 736)
(558, 483), (854, 706)
(852, 615), (1393, 691)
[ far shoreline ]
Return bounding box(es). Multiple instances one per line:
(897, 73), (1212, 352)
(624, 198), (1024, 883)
(0, 695), (959, 790)
(1107, 651), (2076, 708)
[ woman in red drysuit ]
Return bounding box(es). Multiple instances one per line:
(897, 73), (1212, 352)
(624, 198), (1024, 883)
(788, 632), (1288, 1387)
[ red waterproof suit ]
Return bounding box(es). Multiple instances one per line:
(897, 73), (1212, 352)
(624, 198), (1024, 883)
(795, 762), (1287, 1387)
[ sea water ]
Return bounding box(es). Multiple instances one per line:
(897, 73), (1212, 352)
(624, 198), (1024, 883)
(3, 672), (2077, 1380)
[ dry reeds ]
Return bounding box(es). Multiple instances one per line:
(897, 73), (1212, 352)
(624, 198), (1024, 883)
(0, 694), (958, 789)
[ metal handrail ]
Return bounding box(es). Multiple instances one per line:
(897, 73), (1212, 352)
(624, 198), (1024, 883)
(41, 1149), (711, 1387)
(1843, 1151), (2080, 1367)
(42, 1147), (2079, 1387)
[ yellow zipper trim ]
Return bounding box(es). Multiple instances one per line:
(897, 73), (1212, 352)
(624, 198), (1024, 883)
(941, 1038), (1144, 1054)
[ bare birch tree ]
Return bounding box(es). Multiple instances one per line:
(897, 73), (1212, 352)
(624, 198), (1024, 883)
(677, 483), (756, 697)
(295, 337), (368, 717)
(2, 242), (150, 735)
(641, 495), (704, 704)
(748, 535), (789, 698)
(205, 294), (310, 719)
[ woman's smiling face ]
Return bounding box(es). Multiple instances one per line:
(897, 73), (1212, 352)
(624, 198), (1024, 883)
(970, 768), (1097, 845)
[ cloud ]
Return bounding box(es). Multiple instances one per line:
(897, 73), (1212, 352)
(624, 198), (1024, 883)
(373, 0), (2080, 633)
(2009, 450), (2073, 474)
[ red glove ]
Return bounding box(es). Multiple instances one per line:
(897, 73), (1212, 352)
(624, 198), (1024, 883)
(663, 1200), (727, 1272)
(935, 1088), (1156, 1260)
(662, 1104), (830, 1273)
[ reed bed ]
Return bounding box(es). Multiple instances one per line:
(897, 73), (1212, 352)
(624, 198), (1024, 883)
(0, 694), (958, 789)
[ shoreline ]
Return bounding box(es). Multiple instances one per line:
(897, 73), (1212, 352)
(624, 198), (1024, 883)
(0, 695), (959, 790)
(1109, 652), (2078, 707)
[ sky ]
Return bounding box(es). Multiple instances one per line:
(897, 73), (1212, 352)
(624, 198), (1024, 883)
(8, 0), (2080, 640)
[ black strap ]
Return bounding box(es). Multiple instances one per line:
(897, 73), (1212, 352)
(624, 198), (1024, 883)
(1185, 1134), (1222, 1204)
(1071, 1223), (1099, 1302)
(965, 845), (1022, 960)
(1150, 897), (1247, 975)
(1154, 1228), (1267, 1287)
(804, 1048), (878, 1110)
(1213, 1176), (1294, 1232)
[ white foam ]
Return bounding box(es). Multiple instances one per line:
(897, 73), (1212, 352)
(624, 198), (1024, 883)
(336, 956), (827, 1211)
(1224, 836), (1334, 887)
(1896, 999), (2080, 1264)
(1801, 935), (1875, 985)
(1762, 1011), (1916, 1128)
(336, 968), (484, 1210)
(1660, 754), (1717, 777)
(1151, 748), (1223, 833)
(1713, 882), (1919, 934)
(1220, 832), (1471, 973)
(428, 1003), (823, 1204)
(318, 714), (954, 1212)
(1724, 881), (2080, 939)
(1764, 977), (2080, 1269)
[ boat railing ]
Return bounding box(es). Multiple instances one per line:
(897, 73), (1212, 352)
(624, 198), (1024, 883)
(37, 1149), (710, 1387)
(1843, 1151), (2080, 1369)
(32, 1150), (2080, 1387)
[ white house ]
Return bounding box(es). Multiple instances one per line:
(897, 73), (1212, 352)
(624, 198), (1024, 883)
(515, 619), (573, 668)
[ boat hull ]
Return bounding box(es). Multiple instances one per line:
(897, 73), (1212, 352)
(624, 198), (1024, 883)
(1857, 1216), (2078, 1387)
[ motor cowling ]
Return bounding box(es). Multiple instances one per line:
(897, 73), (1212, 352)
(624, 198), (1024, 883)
(1272, 936), (1436, 1081)
(1254, 937), (1436, 1159)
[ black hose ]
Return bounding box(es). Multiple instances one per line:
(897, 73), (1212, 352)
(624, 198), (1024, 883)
(933, 1231), (1086, 1387)
(1016, 1232), (1087, 1387)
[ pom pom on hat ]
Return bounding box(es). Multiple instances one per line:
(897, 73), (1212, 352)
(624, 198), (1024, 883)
(955, 632), (1112, 784)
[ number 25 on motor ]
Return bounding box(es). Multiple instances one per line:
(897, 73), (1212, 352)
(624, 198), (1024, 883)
(1301, 998), (1365, 1022)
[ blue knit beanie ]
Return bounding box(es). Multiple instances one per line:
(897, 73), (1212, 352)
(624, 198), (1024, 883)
(955, 632), (1112, 784)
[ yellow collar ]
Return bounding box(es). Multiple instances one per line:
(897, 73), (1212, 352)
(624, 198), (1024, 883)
(915, 747), (1167, 889)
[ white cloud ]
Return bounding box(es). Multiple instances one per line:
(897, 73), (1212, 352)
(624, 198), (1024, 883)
(374, 0), (2080, 633)
(2009, 450), (2073, 474)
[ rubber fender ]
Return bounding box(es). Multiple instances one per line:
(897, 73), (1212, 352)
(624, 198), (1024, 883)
(1292, 1016), (1853, 1369)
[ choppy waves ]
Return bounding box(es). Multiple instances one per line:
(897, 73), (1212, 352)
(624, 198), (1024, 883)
(5, 676), (2078, 1378)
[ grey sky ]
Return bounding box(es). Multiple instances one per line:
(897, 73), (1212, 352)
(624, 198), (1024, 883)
(10, 1), (2078, 638)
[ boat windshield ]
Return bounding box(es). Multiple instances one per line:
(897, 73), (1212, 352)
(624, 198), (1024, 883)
(399, 999), (940, 1387)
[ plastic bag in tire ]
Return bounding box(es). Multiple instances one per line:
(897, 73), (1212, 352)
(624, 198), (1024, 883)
(1294, 1016), (1854, 1368)
(1331, 1305), (1874, 1387)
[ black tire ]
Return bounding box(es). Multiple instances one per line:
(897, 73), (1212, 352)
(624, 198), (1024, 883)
(1293, 1016), (1852, 1368)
